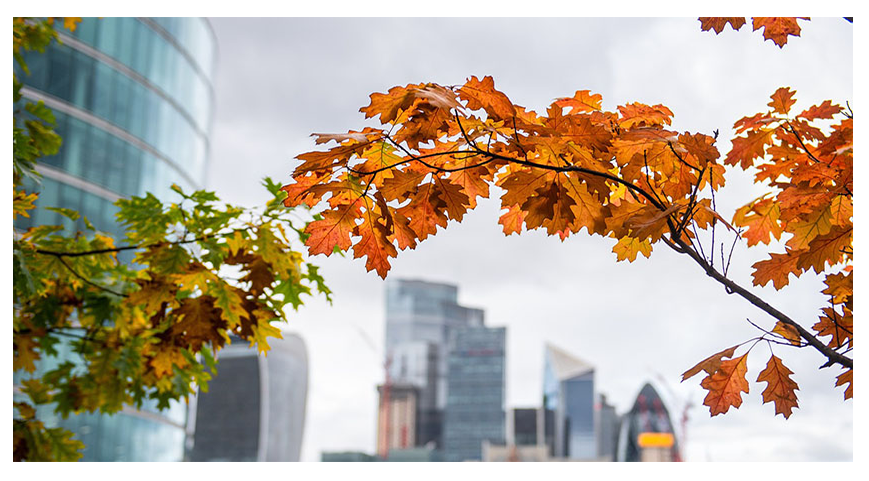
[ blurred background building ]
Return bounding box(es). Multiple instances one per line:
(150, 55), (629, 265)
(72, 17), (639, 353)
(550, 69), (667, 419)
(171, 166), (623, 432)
(616, 382), (680, 462)
(378, 279), (488, 457)
(190, 334), (309, 462)
(14, 17), (216, 461)
(442, 325), (506, 461)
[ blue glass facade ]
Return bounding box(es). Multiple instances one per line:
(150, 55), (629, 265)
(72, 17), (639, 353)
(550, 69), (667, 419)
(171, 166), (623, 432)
(383, 279), (485, 449)
(442, 326), (506, 462)
(14, 17), (216, 461)
(542, 344), (597, 460)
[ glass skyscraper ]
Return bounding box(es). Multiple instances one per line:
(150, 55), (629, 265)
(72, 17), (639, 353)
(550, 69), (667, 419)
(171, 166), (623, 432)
(14, 17), (216, 461)
(542, 343), (596, 460)
(382, 279), (484, 449)
(15, 17), (215, 237)
(442, 326), (506, 462)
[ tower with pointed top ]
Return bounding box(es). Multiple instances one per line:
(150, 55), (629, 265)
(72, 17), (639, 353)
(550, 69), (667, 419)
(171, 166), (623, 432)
(542, 343), (597, 459)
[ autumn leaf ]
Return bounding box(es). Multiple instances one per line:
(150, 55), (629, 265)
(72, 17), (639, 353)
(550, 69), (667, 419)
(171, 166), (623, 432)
(458, 75), (516, 120)
(772, 321), (802, 346)
(499, 204), (526, 236)
(798, 100), (842, 121)
(698, 17), (746, 34)
(304, 202), (360, 256)
(756, 354), (800, 418)
(751, 251), (800, 290)
(752, 17), (808, 48)
(725, 129), (774, 168)
(732, 196), (783, 246)
(554, 90), (603, 114)
(813, 307), (852, 349)
(682, 345), (738, 381)
(835, 368), (853, 400)
(170, 296), (228, 351)
(700, 353), (750, 416)
(612, 236), (652, 262)
(768, 87), (797, 115)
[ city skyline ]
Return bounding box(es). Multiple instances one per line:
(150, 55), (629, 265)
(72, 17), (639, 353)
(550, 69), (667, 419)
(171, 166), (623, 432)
(10, 9), (855, 465)
(204, 16), (852, 461)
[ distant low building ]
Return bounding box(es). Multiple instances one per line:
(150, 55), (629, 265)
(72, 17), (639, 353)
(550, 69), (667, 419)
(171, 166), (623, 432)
(321, 451), (378, 462)
(189, 334), (308, 461)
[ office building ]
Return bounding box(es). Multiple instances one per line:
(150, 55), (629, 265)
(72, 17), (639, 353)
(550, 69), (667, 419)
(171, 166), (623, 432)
(442, 326), (506, 461)
(321, 451), (378, 462)
(14, 17), (216, 461)
(380, 279), (484, 449)
(616, 382), (680, 462)
(597, 394), (620, 461)
(542, 343), (596, 460)
(190, 333), (309, 461)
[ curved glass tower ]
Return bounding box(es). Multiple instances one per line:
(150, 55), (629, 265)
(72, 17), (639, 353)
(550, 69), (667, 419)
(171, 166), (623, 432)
(189, 334), (309, 462)
(14, 17), (217, 461)
(16, 17), (216, 237)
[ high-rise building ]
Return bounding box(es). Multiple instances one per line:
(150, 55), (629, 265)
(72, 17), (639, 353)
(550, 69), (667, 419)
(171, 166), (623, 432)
(442, 326), (506, 462)
(190, 333), (309, 461)
(16, 17), (214, 236)
(616, 382), (680, 462)
(542, 343), (596, 460)
(14, 17), (216, 461)
(381, 279), (484, 449)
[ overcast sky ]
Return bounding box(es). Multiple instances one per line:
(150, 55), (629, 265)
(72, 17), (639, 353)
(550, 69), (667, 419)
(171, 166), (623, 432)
(204, 16), (854, 462)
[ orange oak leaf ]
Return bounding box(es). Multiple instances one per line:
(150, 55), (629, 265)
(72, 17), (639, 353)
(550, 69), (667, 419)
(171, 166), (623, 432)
(612, 236), (652, 262)
(458, 75), (515, 121)
(752, 17), (808, 48)
(822, 271), (852, 305)
(682, 345), (738, 381)
(553, 90), (603, 114)
(785, 205), (833, 251)
(353, 214), (397, 278)
(796, 227), (851, 273)
(725, 128), (774, 168)
(698, 17), (746, 34)
(768, 87), (797, 115)
(700, 353), (750, 416)
(797, 100), (842, 121)
(772, 321), (802, 346)
(732, 196), (783, 246)
(617, 103), (674, 130)
(499, 204), (526, 236)
(836, 368), (853, 400)
(360, 83), (424, 123)
(756, 354), (800, 419)
(304, 202), (360, 256)
(813, 307), (853, 349)
(751, 251), (801, 290)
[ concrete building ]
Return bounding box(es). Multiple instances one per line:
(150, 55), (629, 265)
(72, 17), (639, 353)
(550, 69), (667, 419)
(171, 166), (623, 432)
(190, 334), (309, 461)
(14, 17), (216, 461)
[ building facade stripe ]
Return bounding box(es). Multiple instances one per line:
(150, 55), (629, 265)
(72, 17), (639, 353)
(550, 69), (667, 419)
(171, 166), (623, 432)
(21, 86), (202, 190)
